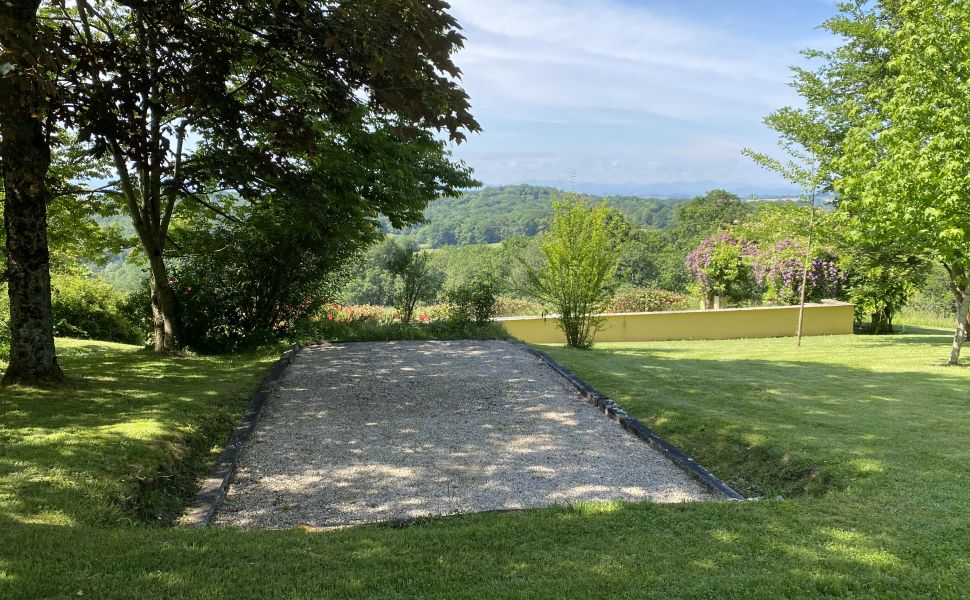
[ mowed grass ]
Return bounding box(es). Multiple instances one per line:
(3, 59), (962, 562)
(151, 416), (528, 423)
(0, 339), (276, 526)
(2, 331), (970, 598)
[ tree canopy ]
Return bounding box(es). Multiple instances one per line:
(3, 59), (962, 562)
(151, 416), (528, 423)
(393, 184), (685, 248)
(46, 0), (480, 352)
(745, 1), (940, 336)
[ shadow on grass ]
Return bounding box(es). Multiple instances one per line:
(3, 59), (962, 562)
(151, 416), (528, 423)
(544, 337), (970, 499)
(0, 341), (273, 525)
(2, 336), (970, 598)
(2, 493), (968, 599)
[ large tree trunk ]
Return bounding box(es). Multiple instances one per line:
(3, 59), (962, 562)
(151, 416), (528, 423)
(0, 0), (63, 385)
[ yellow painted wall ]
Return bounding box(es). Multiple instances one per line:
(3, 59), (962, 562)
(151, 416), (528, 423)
(496, 302), (855, 345)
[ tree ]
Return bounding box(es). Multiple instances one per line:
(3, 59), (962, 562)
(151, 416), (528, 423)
(340, 240), (400, 307)
(1, 134), (129, 368)
(744, 2), (928, 335)
(617, 228), (667, 288)
(50, 0), (479, 351)
(667, 190), (752, 247)
(0, 0), (62, 384)
(393, 184), (683, 249)
(685, 233), (757, 309)
(837, 238), (925, 334)
(661, 190), (753, 291)
(169, 198), (359, 352)
(383, 240), (441, 324)
(523, 196), (625, 349)
(833, 0), (970, 363)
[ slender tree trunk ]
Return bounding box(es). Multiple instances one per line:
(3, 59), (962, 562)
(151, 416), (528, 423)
(111, 148), (181, 353)
(949, 285), (970, 365)
(147, 251), (179, 353)
(870, 307), (893, 334)
(0, 0), (63, 384)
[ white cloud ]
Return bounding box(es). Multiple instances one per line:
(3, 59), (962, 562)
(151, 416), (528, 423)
(450, 0), (800, 121)
(443, 0), (833, 191)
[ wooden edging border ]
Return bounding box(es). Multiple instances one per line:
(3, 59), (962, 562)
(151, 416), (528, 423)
(178, 343), (303, 527)
(515, 342), (746, 501)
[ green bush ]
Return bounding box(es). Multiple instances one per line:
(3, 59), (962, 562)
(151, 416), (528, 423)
(298, 315), (508, 343)
(493, 295), (547, 317)
(443, 280), (499, 325)
(50, 274), (144, 345)
(170, 202), (358, 353)
(522, 195), (626, 349)
(382, 239), (443, 324)
(608, 287), (693, 313)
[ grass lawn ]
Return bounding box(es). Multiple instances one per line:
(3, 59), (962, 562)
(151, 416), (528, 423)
(2, 330), (969, 598)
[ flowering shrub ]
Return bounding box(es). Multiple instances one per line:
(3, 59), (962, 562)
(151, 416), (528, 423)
(319, 303), (398, 325)
(753, 240), (847, 306)
(687, 234), (848, 309)
(685, 233), (758, 308)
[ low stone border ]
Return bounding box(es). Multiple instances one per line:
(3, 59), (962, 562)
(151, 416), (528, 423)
(517, 342), (745, 501)
(179, 343), (303, 527)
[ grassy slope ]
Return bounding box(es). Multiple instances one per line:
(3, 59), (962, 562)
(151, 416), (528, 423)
(2, 332), (970, 598)
(0, 340), (275, 526)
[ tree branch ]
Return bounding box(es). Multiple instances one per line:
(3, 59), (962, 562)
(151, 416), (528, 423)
(160, 123), (187, 240)
(180, 188), (244, 224)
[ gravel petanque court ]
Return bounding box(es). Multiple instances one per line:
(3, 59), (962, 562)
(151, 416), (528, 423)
(213, 340), (713, 529)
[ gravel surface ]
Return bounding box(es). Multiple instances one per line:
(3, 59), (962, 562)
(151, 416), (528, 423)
(213, 340), (713, 529)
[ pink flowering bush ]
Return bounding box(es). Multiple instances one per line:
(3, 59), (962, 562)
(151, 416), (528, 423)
(685, 233), (758, 308)
(687, 234), (848, 308)
(753, 240), (847, 306)
(319, 303), (398, 326)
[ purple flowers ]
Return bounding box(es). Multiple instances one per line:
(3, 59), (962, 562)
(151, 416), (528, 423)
(685, 233), (756, 295)
(687, 234), (847, 306)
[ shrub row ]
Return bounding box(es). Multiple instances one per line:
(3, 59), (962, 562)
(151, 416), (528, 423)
(1, 274), (145, 359)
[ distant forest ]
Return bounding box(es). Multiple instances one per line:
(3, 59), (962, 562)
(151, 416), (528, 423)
(388, 185), (687, 247)
(91, 184), (723, 292)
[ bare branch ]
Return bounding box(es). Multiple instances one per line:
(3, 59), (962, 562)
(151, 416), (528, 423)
(180, 188), (244, 224)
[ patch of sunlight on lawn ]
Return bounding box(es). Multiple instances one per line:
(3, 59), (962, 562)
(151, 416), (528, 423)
(15, 512), (76, 526)
(99, 419), (165, 440)
(849, 458), (885, 475)
(570, 500), (626, 515)
(712, 529), (740, 543)
(742, 433), (768, 447)
(821, 529), (901, 567)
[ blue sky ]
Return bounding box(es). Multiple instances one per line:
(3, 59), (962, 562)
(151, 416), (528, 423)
(446, 0), (840, 196)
